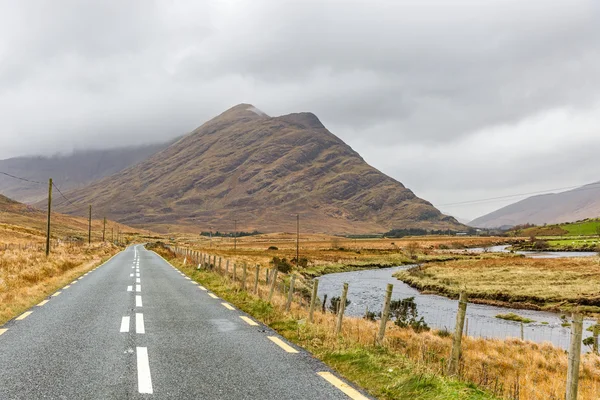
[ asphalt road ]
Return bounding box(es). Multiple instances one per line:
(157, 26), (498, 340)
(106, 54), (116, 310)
(0, 245), (371, 399)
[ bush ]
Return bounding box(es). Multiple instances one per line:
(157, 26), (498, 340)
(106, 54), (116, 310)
(267, 246), (278, 251)
(329, 296), (351, 314)
(390, 297), (429, 332)
(271, 257), (293, 273)
(290, 257), (309, 268)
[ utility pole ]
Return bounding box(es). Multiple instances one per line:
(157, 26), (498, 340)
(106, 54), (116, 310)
(103, 217), (106, 242)
(210, 226), (213, 248)
(88, 205), (92, 245)
(46, 178), (52, 257)
(234, 220), (238, 253)
(296, 214), (299, 269)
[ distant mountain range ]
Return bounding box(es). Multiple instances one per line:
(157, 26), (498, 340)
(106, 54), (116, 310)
(40, 104), (462, 234)
(469, 182), (600, 228)
(0, 141), (176, 204)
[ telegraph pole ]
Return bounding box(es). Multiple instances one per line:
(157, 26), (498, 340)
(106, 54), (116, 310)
(296, 214), (299, 269)
(103, 217), (106, 242)
(234, 220), (238, 253)
(88, 205), (92, 245)
(46, 178), (52, 257)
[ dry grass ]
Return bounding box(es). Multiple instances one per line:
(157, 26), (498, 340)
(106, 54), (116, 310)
(395, 257), (600, 312)
(0, 243), (118, 325)
(168, 234), (514, 278)
(165, 246), (600, 400)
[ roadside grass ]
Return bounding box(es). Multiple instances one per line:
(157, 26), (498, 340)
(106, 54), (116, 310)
(158, 245), (600, 400)
(395, 257), (600, 312)
(0, 243), (118, 325)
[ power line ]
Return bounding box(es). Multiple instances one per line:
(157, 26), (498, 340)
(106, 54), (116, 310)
(0, 171), (43, 185)
(52, 182), (79, 208)
(436, 182), (600, 208)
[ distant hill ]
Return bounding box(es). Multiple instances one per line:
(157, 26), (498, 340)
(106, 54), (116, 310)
(0, 140), (177, 204)
(469, 182), (600, 228)
(0, 193), (143, 244)
(49, 104), (462, 234)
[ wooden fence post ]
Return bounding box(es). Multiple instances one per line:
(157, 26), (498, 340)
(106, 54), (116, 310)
(566, 313), (583, 400)
(285, 275), (296, 312)
(447, 292), (468, 376)
(226, 260), (230, 275)
(377, 284), (393, 344)
(335, 283), (349, 335)
(241, 263), (247, 291)
(254, 265), (260, 294)
(219, 257), (222, 273)
(268, 269), (279, 303)
(309, 279), (319, 323)
(233, 263), (237, 282)
(593, 323), (599, 355)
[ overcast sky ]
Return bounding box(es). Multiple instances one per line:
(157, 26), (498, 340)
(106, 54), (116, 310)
(1, 0), (599, 220)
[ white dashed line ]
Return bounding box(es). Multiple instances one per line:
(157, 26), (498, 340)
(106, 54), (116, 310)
(136, 313), (145, 334)
(136, 295), (143, 307)
(136, 347), (153, 394)
(130, 273), (134, 277)
(136, 278), (141, 283)
(208, 293), (218, 299)
(136, 285), (141, 293)
(120, 316), (130, 333)
(127, 286), (133, 292)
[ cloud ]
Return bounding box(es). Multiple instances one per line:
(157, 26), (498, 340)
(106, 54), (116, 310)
(0, 0), (599, 219)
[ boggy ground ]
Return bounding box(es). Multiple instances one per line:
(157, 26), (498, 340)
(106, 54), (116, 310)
(394, 256), (600, 313)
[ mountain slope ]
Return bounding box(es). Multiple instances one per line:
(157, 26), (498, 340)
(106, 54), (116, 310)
(0, 193), (143, 244)
(469, 182), (600, 228)
(51, 104), (462, 234)
(0, 140), (177, 204)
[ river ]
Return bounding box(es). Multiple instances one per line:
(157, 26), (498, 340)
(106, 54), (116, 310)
(317, 247), (598, 352)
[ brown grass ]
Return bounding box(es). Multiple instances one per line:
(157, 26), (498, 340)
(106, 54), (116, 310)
(0, 243), (118, 325)
(395, 257), (600, 312)
(166, 247), (600, 400)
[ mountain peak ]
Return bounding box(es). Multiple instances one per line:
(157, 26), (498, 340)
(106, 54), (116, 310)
(278, 112), (324, 130)
(217, 103), (270, 120)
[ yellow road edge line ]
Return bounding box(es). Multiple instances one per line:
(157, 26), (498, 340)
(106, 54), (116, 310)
(16, 311), (32, 321)
(0, 328), (7, 336)
(267, 336), (299, 353)
(221, 303), (235, 311)
(63, 285), (71, 289)
(37, 300), (49, 306)
(52, 292), (62, 297)
(208, 293), (219, 299)
(240, 316), (259, 326)
(198, 286), (207, 291)
(317, 372), (369, 400)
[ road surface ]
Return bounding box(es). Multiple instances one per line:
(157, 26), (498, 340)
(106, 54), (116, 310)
(0, 245), (371, 399)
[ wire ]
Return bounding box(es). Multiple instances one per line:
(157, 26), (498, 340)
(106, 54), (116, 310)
(0, 171), (44, 185)
(436, 182), (600, 207)
(52, 182), (79, 208)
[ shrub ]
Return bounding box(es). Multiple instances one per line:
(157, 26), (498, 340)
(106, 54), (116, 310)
(390, 297), (429, 332)
(329, 296), (351, 314)
(271, 257), (292, 273)
(267, 246), (278, 251)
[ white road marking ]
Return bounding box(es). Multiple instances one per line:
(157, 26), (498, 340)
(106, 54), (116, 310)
(127, 286), (133, 292)
(37, 300), (49, 306)
(136, 347), (153, 394)
(136, 278), (141, 283)
(198, 286), (207, 291)
(239, 316), (258, 326)
(136, 313), (145, 334)
(136, 284), (141, 292)
(136, 295), (143, 307)
(136, 273), (140, 277)
(120, 316), (130, 333)
(221, 303), (235, 310)
(130, 273), (134, 277)
(208, 293), (218, 299)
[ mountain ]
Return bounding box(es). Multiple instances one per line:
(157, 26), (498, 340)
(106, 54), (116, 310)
(0, 140), (177, 204)
(469, 182), (600, 228)
(49, 104), (462, 234)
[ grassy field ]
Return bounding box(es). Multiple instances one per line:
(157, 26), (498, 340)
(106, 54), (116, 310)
(395, 257), (600, 312)
(519, 218), (600, 238)
(0, 243), (118, 325)
(167, 233), (515, 278)
(158, 244), (600, 400)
